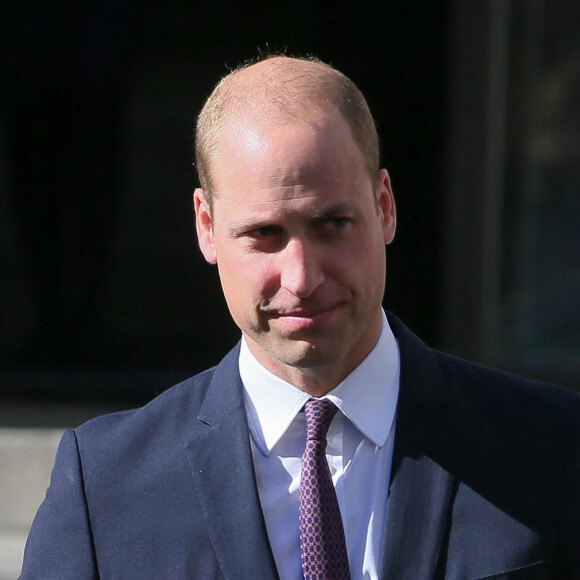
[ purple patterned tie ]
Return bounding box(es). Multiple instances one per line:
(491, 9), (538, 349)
(299, 399), (351, 580)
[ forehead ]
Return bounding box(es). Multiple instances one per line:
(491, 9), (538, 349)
(212, 111), (368, 197)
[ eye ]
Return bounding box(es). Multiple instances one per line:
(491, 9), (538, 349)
(326, 217), (350, 229)
(243, 225), (286, 252)
(249, 225), (280, 238)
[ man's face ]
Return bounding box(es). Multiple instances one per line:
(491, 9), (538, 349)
(194, 111), (396, 392)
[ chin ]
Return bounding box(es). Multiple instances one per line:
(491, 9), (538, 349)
(270, 341), (341, 370)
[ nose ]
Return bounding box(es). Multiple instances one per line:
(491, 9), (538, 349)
(279, 238), (325, 298)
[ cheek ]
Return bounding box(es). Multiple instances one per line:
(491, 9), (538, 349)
(336, 236), (386, 286)
(217, 252), (279, 306)
(334, 236), (379, 270)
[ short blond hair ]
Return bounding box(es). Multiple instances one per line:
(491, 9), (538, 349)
(195, 55), (379, 209)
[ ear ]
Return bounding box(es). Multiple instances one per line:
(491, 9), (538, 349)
(193, 188), (217, 264)
(376, 169), (397, 245)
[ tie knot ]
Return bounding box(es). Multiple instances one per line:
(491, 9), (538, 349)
(304, 398), (338, 441)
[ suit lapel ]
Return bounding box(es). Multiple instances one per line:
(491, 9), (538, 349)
(381, 315), (462, 579)
(185, 347), (279, 580)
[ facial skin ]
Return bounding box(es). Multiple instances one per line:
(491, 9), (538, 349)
(194, 110), (396, 396)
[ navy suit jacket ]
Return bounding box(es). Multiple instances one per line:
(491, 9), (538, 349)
(20, 314), (580, 579)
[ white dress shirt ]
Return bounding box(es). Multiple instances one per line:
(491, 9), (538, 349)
(239, 310), (400, 580)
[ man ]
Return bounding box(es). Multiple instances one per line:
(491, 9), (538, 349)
(20, 56), (580, 579)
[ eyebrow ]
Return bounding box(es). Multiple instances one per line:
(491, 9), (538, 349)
(226, 202), (359, 237)
(227, 218), (272, 238)
(311, 203), (357, 219)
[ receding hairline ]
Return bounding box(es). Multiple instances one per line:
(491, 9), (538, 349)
(218, 56), (347, 111)
(195, 55), (380, 205)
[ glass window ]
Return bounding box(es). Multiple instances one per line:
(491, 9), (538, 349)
(499, 0), (580, 378)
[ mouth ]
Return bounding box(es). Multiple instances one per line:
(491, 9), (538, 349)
(267, 305), (340, 331)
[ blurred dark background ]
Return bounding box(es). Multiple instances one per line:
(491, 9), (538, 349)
(0, 1), (578, 416)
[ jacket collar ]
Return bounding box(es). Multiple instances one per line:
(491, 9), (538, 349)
(381, 313), (462, 578)
(186, 346), (279, 579)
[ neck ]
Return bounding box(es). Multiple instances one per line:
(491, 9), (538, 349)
(244, 319), (383, 397)
(274, 367), (344, 398)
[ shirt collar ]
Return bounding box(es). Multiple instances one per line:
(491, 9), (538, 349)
(240, 310), (400, 455)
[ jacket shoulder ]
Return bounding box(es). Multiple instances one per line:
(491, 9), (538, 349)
(434, 347), (580, 416)
(75, 364), (218, 441)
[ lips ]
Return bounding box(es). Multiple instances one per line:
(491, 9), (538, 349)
(267, 305), (340, 330)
